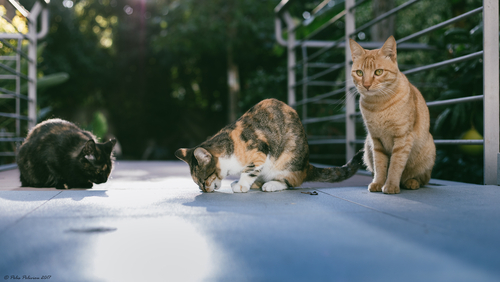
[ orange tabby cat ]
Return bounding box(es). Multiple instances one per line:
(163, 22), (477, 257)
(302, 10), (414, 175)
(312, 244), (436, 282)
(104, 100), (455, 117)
(349, 36), (435, 194)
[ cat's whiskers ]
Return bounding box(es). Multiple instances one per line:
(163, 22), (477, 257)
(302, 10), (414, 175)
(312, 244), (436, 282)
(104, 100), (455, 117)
(328, 87), (360, 114)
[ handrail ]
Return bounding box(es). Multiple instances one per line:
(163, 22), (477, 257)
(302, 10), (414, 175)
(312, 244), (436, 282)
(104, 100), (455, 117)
(275, 0), (499, 184)
(0, 39), (32, 62)
(403, 51), (483, 75)
(397, 7), (483, 44)
(0, 0), (50, 168)
(0, 62), (32, 81)
(350, 0), (422, 37)
(349, 0), (370, 12)
(293, 87), (346, 106)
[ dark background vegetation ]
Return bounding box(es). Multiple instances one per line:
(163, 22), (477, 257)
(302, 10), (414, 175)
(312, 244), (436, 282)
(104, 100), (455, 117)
(1, 0), (490, 183)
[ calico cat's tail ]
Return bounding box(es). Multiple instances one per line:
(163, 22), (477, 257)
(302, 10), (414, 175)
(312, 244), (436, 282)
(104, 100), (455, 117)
(305, 150), (364, 183)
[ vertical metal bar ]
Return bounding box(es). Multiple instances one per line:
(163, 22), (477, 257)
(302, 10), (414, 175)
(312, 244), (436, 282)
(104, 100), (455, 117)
(301, 45), (308, 131)
(15, 38), (21, 138)
(27, 2), (40, 130)
(345, 0), (356, 160)
(483, 0), (499, 185)
(284, 12), (296, 105)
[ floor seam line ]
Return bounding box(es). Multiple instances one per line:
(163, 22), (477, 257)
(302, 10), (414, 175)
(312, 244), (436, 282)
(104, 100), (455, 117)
(315, 189), (428, 228)
(314, 189), (492, 243)
(0, 191), (63, 235)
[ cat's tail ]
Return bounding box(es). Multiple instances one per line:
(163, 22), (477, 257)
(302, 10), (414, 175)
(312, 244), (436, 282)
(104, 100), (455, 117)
(305, 149), (364, 183)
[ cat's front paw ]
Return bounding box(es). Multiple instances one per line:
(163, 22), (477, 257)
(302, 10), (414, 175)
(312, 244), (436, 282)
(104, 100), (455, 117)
(382, 183), (400, 194)
(368, 182), (383, 192)
(231, 181), (250, 193)
(262, 181), (287, 192)
(56, 183), (69, 190)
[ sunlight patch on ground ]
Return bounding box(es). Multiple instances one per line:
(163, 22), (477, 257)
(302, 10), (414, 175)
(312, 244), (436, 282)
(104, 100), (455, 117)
(90, 217), (219, 281)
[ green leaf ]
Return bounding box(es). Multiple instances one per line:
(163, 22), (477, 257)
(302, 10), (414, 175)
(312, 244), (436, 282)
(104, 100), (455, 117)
(434, 107), (451, 134)
(439, 90), (463, 100)
(20, 72), (70, 94)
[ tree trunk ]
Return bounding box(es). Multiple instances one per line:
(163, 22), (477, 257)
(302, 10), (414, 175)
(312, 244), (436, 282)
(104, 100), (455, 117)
(227, 44), (240, 123)
(370, 0), (396, 41)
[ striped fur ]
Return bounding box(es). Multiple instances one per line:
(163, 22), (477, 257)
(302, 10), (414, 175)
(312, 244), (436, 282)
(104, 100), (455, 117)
(349, 36), (436, 194)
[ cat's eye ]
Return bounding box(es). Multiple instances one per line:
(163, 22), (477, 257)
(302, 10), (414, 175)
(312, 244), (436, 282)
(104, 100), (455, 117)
(356, 70), (363, 76)
(205, 172), (216, 182)
(374, 69), (383, 76)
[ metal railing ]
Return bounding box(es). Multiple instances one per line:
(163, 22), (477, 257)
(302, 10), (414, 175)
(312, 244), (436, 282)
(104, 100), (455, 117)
(275, 0), (499, 184)
(0, 0), (49, 171)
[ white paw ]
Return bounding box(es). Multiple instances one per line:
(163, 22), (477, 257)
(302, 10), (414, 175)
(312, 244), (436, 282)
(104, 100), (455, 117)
(262, 181), (287, 192)
(231, 181), (250, 193)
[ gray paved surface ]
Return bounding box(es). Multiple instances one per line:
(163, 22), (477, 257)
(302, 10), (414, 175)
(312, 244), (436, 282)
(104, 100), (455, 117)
(1, 161), (499, 282)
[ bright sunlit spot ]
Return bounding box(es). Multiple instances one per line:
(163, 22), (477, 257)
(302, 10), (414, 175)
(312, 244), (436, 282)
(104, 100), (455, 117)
(62, 0), (73, 8)
(123, 5), (133, 15)
(0, 6), (28, 34)
(90, 217), (217, 281)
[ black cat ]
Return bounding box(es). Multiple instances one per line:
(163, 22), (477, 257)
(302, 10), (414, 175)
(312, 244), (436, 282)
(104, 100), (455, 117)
(17, 118), (116, 189)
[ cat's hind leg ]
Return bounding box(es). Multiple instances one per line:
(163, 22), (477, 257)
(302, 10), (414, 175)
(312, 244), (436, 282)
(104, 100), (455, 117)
(402, 167), (431, 190)
(20, 173), (31, 187)
(67, 182), (94, 189)
(262, 181), (288, 192)
(403, 178), (420, 190)
(250, 180), (264, 189)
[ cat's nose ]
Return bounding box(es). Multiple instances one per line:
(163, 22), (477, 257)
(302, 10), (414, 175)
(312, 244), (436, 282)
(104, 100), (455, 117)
(363, 79), (372, 90)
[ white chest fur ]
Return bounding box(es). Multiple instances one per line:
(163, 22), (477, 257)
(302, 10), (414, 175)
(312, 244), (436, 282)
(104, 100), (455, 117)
(218, 155), (245, 177)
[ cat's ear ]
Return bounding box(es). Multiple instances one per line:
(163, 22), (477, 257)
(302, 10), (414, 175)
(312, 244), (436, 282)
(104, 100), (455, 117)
(379, 35), (397, 62)
(193, 147), (212, 166)
(82, 139), (96, 155)
(103, 138), (116, 154)
(175, 148), (191, 164)
(349, 39), (365, 61)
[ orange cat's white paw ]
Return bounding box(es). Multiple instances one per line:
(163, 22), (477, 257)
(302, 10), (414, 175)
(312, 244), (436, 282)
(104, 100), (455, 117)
(368, 182), (383, 192)
(382, 183), (400, 194)
(231, 181), (250, 193)
(262, 181), (287, 192)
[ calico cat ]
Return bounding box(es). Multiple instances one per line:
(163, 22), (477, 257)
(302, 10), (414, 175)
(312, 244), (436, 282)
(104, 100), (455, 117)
(17, 118), (116, 189)
(349, 36), (436, 194)
(175, 98), (364, 193)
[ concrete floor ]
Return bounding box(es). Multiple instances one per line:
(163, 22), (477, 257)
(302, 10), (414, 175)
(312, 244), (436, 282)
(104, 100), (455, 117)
(1, 161), (499, 282)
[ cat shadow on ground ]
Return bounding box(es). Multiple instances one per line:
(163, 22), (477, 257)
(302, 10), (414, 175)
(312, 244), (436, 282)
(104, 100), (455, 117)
(182, 190), (279, 214)
(181, 186), (331, 214)
(0, 189), (109, 202)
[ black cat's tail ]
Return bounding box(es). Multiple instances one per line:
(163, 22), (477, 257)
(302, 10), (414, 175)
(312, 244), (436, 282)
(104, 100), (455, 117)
(305, 149), (364, 183)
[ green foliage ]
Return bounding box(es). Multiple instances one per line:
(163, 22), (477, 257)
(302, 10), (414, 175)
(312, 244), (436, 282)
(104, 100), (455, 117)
(8, 0), (490, 183)
(287, 0), (487, 182)
(14, 0), (287, 159)
(0, 26), (69, 165)
(86, 111), (108, 141)
(19, 73), (69, 94)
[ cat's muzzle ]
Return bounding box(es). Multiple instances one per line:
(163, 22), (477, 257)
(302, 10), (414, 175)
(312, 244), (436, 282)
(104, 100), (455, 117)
(199, 176), (221, 193)
(93, 175), (109, 184)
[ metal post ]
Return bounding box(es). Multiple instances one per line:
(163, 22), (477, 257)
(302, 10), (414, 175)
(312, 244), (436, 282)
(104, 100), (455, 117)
(301, 45), (308, 130)
(15, 38), (21, 137)
(483, 0), (499, 185)
(284, 12), (296, 105)
(27, 2), (41, 130)
(345, 0), (356, 160)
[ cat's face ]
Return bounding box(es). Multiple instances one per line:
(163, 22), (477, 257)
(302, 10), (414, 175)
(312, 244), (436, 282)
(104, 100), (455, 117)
(349, 36), (399, 97)
(80, 139), (116, 184)
(175, 147), (221, 192)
